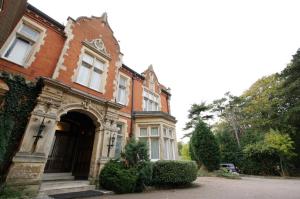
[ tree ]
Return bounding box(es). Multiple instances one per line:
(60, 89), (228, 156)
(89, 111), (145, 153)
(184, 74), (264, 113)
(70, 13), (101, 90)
(183, 102), (213, 137)
(243, 129), (296, 176)
(211, 93), (245, 147)
(190, 120), (220, 171)
(215, 125), (240, 165)
(241, 74), (284, 132)
(280, 49), (300, 169)
(177, 141), (183, 156)
(180, 143), (191, 160)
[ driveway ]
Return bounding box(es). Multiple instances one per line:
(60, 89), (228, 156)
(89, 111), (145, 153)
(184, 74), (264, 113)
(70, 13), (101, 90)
(88, 177), (300, 199)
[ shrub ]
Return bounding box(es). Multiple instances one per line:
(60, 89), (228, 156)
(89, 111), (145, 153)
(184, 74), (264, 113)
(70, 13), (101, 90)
(134, 161), (153, 192)
(99, 138), (152, 193)
(99, 160), (137, 194)
(0, 186), (22, 199)
(214, 168), (241, 179)
(122, 138), (149, 167)
(152, 160), (198, 186)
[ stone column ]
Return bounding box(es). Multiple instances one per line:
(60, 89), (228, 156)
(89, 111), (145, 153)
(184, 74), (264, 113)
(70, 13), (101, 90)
(5, 85), (62, 194)
(97, 117), (119, 174)
(88, 126), (102, 183)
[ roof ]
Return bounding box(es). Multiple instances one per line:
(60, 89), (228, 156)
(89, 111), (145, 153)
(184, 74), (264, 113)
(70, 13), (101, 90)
(133, 111), (177, 123)
(27, 3), (65, 30)
(122, 64), (145, 80)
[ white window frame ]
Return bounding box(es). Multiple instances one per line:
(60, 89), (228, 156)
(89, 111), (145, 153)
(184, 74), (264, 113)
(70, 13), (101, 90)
(0, 16), (46, 67)
(163, 127), (175, 160)
(138, 126), (160, 161)
(117, 74), (129, 105)
(143, 89), (160, 111)
(114, 123), (125, 159)
(75, 47), (109, 93)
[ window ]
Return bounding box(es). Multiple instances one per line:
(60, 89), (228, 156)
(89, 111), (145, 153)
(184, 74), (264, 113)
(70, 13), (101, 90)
(143, 90), (159, 111)
(140, 128), (147, 137)
(76, 53), (105, 91)
(163, 127), (175, 160)
(150, 138), (159, 160)
(3, 23), (40, 65)
(117, 75), (127, 104)
(114, 124), (124, 159)
(139, 126), (160, 160)
(151, 127), (159, 136)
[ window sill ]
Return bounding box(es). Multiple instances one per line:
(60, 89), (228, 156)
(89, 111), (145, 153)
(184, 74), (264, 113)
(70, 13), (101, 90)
(74, 81), (104, 94)
(0, 56), (26, 68)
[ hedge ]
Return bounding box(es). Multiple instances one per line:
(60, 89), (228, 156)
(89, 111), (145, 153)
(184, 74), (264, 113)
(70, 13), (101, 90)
(152, 160), (198, 186)
(99, 160), (137, 194)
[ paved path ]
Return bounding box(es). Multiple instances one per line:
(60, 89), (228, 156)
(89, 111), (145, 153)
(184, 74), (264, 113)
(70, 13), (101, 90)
(87, 177), (300, 199)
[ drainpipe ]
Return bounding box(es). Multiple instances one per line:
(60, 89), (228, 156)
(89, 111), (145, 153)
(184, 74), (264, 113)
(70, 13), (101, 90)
(166, 95), (170, 114)
(130, 75), (135, 137)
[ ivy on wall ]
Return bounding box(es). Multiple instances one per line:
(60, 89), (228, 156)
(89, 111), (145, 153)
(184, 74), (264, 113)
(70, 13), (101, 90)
(0, 72), (41, 184)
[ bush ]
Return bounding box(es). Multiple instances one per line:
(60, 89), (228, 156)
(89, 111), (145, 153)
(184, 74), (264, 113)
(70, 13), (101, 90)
(152, 160), (198, 186)
(134, 161), (153, 192)
(214, 168), (241, 179)
(0, 186), (22, 199)
(99, 160), (137, 194)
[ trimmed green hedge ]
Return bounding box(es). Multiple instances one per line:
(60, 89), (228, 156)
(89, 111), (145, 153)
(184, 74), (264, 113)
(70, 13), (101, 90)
(152, 160), (198, 186)
(99, 160), (137, 194)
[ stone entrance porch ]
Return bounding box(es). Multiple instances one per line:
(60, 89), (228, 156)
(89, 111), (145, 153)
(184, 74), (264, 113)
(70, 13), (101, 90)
(5, 77), (123, 195)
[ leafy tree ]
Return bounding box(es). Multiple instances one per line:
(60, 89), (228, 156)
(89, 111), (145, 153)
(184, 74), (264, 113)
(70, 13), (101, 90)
(183, 103), (212, 137)
(190, 120), (220, 171)
(215, 127), (240, 165)
(180, 143), (191, 160)
(211, 93), (245, 147)
(280, 49), (300, 170)
(244, 129), (296, 176)
(241, 74), (284, 132)
(177, 141), (183, 156)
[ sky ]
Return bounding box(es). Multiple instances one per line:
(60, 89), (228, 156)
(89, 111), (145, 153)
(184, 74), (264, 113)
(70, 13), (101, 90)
(29, 0), (300, 141)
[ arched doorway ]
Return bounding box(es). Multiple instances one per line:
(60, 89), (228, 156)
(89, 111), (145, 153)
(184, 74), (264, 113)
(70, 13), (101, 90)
(44, 111), (95, 179)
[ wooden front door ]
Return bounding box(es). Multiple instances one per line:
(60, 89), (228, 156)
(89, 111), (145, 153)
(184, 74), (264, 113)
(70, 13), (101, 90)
(72, 129), (95, 179)
(44, 130), (76, 173)
(44, 112), (95, 179)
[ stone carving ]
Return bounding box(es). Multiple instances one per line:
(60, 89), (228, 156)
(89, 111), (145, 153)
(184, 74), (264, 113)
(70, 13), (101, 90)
(83, 38), (111, 58)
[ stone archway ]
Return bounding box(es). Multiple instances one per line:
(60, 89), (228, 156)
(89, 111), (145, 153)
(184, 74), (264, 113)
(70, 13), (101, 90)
(44, 111), (96, 179)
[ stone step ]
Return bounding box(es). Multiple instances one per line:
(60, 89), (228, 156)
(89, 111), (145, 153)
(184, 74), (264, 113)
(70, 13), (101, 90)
(39, 180), (95, 195)
(42, 173), (74, 181)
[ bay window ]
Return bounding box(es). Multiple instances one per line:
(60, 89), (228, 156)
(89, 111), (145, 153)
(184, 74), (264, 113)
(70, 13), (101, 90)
(138, 126), (160, 160)
(163, 127), (175, 160)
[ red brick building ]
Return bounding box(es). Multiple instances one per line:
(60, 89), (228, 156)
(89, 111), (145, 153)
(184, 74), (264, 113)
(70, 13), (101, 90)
(0, 2), (177, 194)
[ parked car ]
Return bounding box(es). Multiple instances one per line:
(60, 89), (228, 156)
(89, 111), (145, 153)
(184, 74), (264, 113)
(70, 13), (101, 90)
(220, 163), (239, 173)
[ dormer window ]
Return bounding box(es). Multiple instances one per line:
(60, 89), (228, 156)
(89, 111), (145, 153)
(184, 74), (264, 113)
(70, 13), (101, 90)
(76, 53), (105, 91)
